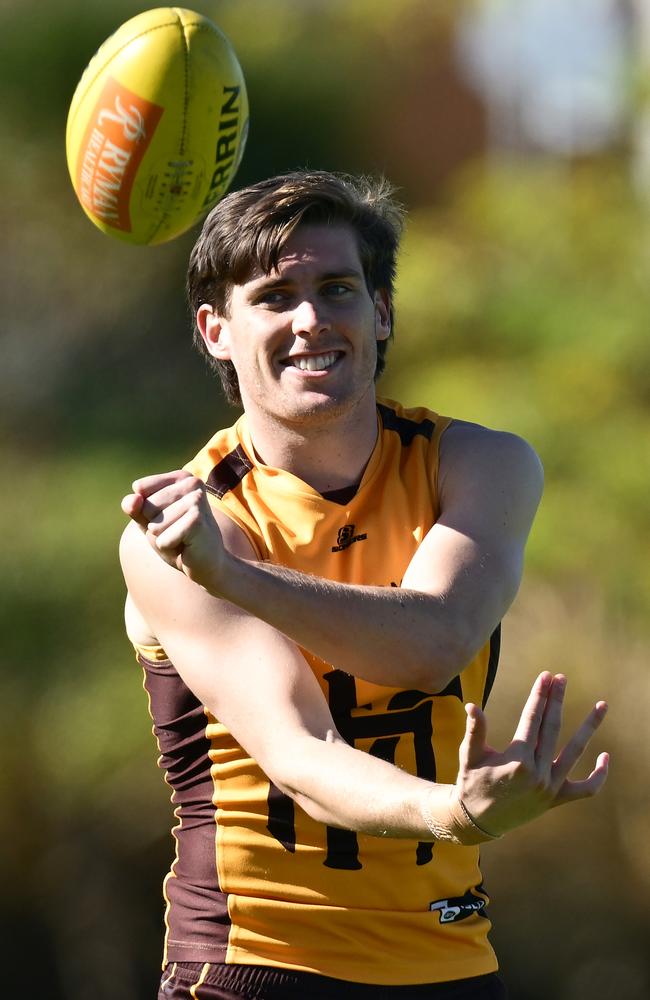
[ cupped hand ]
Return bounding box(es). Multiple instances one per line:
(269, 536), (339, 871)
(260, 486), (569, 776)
(122, 470), (228, 590)
(455, 672), (609, 838)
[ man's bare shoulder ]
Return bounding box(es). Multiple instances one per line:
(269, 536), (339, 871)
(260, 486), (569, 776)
(439, 419), (544, 497)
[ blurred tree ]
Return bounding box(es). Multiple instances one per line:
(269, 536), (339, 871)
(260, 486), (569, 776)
(1, 2), (648, 998)
(388, 161), (650, 619)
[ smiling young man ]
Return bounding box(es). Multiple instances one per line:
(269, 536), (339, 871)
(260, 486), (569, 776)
(120, 172), (608, 1000)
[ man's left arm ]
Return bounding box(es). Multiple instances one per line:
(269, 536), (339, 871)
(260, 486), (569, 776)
(125, 422), (542, 691)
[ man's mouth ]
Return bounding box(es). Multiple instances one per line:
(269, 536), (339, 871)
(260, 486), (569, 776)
(282, 351), (342, 372)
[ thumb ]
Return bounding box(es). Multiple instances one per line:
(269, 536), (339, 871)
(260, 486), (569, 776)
(121, 492), (148, 529)
(459, 703), (488, 770)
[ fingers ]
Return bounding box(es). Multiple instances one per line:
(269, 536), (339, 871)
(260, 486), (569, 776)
(552, 701), (608, 787)
(122, 482), (206, 567)
(512, 671), (553, 746)
(534, 674), (566, 771)
(150, 504), (203, 568)
(121, 491), (146, 526)
(122, 473), (206, 529)
(131, 470), (193, 497)
(121, 490), (176, 530)
(141, 476), (205, 518)
(459, 703), (488, 770)
(132, 490), (207, 573)
(144, 489), (204, 540)
(553, 751), (610, 806)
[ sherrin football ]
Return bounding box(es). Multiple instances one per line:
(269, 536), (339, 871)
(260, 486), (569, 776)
(66, 7), (248, 245)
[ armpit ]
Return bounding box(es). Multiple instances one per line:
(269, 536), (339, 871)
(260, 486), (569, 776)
(124, 592), (158, 646)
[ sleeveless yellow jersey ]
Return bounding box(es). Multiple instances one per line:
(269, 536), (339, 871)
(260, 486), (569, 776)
(133, 399), (501, 985)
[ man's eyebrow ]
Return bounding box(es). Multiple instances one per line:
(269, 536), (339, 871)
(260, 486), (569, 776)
(319, 269), (365, 282)
(248, 268), (365, 291)
(247, 276), (289, 291)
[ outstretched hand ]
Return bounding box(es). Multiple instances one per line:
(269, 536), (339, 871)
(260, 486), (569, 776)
(121, 471), (228, 592)
(456, 672), (609, 838)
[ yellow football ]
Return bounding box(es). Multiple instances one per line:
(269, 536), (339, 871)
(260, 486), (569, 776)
(66, 7), (248, 245)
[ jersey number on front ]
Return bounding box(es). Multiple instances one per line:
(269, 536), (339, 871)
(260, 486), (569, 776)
(266, 670), (451, 869)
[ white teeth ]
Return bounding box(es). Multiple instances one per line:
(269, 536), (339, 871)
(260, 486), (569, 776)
(293, 352), (338, 371)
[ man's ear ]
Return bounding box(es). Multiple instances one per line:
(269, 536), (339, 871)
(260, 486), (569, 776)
(196, 304), (231, 360)
(374, 289), (391, 342)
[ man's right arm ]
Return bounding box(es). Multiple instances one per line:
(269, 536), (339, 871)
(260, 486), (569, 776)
(120, 512), (609, 844)
(120, 516), (462, 840)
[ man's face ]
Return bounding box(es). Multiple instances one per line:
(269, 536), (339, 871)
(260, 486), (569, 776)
(199, 223), (390, 427)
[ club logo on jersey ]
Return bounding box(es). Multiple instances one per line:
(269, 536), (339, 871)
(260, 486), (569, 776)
(429, 886), (489, 924)
(331, 524), (367, 552)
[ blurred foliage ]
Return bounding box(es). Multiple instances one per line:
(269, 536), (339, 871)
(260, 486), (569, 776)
(389, 160), (650, 620)
(1, 1), (649, 998)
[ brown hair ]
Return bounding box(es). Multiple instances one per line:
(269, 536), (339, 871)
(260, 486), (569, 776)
(187, 171), (405, 406)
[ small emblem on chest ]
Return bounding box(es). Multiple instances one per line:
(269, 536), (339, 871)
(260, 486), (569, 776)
(331, 523), (367, 552)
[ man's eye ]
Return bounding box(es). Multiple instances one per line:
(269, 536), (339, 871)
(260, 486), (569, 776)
(324, 283), (351, 297)
(257, 291), (289, 305)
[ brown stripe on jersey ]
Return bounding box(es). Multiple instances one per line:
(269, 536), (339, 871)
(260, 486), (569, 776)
(481, 624), (501, 708)
(138, 651), (231, 962)
(205, 444), (254, 499)
(321, 481), (361, 505)
(377, 403), (435, 446)
(386, 675), (463, 706)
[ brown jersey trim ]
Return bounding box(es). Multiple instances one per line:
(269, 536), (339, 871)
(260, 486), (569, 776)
(163, 961), (505, 995)
(205, 444), (254, 499)
(377, 402), (436, 445)
(137, 650), (231, 963)
(321, 481), (362, 505)
(481, 625), (501, 709)
(428, 415), (453, 524)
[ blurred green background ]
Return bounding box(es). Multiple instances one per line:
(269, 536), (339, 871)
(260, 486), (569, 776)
(1, 0), (648, 996)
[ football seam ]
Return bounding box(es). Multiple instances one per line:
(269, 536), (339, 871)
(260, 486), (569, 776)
(141, 21), (235, 244)
(68, 22), (181, 137)
(68, 18), (228, 137)
(174, 8), (191, 157)
(144, 21), (220, 246)
(144, 10), (192, 245)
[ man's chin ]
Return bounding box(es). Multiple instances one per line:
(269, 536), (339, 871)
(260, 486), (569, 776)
(270, 385), (363, 426)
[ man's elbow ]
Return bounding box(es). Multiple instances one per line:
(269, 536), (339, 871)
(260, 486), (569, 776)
(413, 627), (488, 693)
(415, 564), (521, 690)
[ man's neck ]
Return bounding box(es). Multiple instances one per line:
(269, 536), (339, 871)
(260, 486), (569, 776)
(243, 394), (379, 494)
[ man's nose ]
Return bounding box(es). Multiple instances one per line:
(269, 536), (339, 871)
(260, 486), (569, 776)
(291, 298), (330, 336)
